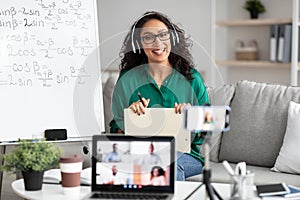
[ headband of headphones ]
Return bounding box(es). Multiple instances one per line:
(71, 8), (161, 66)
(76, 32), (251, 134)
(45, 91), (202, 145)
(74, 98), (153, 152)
(131, 12), (180, 54)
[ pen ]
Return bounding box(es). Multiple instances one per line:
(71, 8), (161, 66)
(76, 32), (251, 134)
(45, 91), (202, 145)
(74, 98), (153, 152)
(222, 160), (235, 176)
(138, 92), (145, 107)
(222, 160), (238, 183)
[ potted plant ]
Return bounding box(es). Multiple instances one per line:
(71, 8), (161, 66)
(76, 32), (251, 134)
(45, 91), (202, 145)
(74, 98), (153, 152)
(0, 139), (62, 191)
(244, 0), (266, 19)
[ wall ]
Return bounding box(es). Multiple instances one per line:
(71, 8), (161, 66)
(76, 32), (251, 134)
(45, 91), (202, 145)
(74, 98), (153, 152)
(97, 0), (214, 85)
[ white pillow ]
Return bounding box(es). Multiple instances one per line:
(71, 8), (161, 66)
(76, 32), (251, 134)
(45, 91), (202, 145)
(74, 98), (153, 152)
(272, 101), (300, 174)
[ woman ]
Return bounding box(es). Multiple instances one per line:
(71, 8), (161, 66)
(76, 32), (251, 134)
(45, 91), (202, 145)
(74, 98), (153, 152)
(109, 11), (210, 181)
(150, 166), (166, 186)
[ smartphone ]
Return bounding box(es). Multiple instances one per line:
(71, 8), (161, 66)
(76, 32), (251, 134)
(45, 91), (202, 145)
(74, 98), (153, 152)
(256, 183), (290, 197)
(183, 106), (231, 132)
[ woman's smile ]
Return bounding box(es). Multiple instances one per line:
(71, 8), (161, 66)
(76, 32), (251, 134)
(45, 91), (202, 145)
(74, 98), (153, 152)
(151, 47), (167, 56)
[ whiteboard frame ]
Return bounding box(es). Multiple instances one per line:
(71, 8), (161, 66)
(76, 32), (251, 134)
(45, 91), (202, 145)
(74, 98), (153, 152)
(0, 0), (104, 142)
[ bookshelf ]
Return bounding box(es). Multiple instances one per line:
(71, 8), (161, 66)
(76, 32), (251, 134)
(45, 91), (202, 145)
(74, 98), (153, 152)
(212, 0), (300, 86)
(216, 19), (292, 26)
(216, 60), (291, 68)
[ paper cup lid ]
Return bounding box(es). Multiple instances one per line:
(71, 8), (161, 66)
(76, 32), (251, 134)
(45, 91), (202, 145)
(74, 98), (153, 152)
(60, 154), (83, 163)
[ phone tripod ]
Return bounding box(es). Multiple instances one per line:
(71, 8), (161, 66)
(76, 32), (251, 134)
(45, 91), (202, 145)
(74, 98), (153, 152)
(183, 105), (231, 199)
(201, 131), (223, 200)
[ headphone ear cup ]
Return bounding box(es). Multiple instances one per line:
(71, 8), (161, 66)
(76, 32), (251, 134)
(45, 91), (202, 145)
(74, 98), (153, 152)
(132, 38), (136, 53)
(135, 40), (141, 54)
(170, 31), (176, 46)
(132, 40), (138, 54)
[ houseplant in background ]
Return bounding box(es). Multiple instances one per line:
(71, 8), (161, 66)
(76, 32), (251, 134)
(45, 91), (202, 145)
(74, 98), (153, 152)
(0, 139), (62, 191)
(244, 0), (266, 19)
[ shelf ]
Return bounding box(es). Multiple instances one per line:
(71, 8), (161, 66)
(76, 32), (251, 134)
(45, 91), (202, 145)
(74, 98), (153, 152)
(216, 18), (293, 26)
(216, 60), (291, 68)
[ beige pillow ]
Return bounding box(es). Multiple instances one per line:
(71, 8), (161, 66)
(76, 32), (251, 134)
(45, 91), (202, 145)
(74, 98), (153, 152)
(272, 101), (300, 174)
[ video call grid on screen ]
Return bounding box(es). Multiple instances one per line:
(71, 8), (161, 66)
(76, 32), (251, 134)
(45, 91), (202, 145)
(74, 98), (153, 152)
(95, 140), (171, 187)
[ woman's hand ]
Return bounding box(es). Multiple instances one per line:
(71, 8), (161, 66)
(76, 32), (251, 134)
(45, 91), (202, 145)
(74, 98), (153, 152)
(174, 102), (191, 114)
(129, 98), (150, 115)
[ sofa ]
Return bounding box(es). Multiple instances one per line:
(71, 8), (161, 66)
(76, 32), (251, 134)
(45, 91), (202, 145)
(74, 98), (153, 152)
(186, 80), (300, 187)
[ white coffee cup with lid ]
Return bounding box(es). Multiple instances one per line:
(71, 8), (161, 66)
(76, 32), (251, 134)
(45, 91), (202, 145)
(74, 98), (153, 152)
(59, 154), (83, 195)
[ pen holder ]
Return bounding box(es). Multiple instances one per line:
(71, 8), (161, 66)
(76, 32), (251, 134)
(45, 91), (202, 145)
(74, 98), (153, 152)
(230, 172), (255, 200)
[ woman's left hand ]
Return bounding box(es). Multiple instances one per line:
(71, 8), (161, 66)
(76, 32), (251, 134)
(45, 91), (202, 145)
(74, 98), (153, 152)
(174, 102), (191, 114)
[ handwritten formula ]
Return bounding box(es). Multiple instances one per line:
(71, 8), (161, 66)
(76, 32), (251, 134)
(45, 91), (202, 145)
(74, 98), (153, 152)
(0, 0), (98, 87)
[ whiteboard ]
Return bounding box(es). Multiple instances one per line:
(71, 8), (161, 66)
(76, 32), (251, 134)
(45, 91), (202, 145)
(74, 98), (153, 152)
(0, 0), (104, 141)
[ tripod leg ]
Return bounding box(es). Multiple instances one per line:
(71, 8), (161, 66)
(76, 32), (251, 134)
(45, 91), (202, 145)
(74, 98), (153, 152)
(212, 186), (223, 200)
(206, 182), (215, 200)
(203, 169), (215, 200)
(202, 137), (223, 200)
(203, 169), (223, 200)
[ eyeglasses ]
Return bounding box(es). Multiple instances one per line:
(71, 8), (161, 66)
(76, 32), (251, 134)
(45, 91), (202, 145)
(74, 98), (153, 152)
(140, 31), (171, 44)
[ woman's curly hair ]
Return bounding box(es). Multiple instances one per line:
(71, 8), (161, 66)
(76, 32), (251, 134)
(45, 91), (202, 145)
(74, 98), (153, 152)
(119, 11), (195, 80)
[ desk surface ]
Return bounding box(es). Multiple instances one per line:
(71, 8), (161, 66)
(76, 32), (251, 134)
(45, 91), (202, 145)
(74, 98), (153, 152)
(0, 136), (92, 146)
(12, 179), (233, 200)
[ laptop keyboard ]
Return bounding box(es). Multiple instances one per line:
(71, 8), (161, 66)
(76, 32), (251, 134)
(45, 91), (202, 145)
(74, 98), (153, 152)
(90, 192), (169, 199)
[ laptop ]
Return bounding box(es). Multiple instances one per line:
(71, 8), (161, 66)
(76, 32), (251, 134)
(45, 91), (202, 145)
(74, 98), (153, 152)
(84, 134), (175, 200)
(124, 108), (191, 153)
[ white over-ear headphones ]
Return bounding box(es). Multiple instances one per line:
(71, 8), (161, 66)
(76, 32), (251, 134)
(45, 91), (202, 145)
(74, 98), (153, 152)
(131, 12), (180, 54)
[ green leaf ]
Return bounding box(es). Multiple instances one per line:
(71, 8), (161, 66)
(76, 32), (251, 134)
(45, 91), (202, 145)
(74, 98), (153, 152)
(0, 139), (63, 173)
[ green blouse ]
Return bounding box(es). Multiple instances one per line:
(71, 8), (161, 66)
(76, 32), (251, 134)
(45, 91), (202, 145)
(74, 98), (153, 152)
(109, 65), (210, 163)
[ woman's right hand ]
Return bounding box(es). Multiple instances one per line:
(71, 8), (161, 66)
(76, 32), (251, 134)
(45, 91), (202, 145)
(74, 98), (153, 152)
(174, 102), (191, 114)
(129, 98), (150, 115)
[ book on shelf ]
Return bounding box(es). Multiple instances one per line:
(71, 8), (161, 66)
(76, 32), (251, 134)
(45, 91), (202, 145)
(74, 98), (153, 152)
(277, 24), (292, 63)
(298, 27), (300, 62)
(43, 167), (91, 186)
(270, 25), (279, 62)
(270, 24), (294, 63)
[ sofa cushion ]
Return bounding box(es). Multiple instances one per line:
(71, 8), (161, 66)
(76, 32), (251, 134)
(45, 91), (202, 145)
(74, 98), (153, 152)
(272, 101), (300, 174)
(207, 84), (235, 162)
(219, 80), (300, 167)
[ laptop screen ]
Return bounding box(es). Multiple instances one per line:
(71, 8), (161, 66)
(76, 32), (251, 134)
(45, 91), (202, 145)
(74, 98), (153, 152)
(91, 135), (175, 193)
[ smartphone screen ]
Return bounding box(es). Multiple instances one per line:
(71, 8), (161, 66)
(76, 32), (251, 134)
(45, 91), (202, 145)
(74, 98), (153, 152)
(183, 106), (230, 132)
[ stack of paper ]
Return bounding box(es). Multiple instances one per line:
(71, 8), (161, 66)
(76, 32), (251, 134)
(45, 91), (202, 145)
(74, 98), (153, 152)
(43, 168), (61, 184)
(80, 167), (91, 185)
(43, 167), (91, 186)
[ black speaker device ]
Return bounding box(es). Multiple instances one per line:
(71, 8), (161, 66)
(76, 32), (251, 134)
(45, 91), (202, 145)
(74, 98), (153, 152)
(45, 129), (67, 141)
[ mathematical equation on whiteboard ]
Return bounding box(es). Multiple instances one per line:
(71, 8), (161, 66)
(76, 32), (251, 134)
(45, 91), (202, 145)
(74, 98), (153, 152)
(0, 0), (98, 87)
